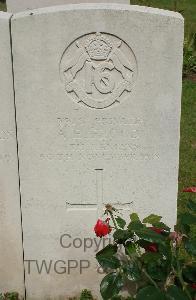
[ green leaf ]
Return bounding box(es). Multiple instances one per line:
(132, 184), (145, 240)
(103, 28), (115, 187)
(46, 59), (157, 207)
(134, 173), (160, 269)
(97, 255), (121, 270)
(123, 261), (141, 281)
(113, 229), (131, 244)
(96, 244), (117, 258)
(143, 214), (162, 224)
(184, 238), (196, 256)
(152, 222), (170, 232)
(183, 264), (196, 283)
(111, 296), (134, 300)
(158, 241), (172, 262)
(141, 252), (162, 264)
(115, 216), (126, 229)
(146, 261), (167, 281)
(187, 199), (196, 212)
(136, 286), (167, 300)
(100, 272), (124, 300)
(130, 213), (140, 222)
(166, 285), (190, 300)
(179, 213), (196, 225)
(125, 242), (137, 256)
(128, 221), (144, 232)
(96, 244), (119, 269)
(179, 223), (191, 235)
(136, 228), (165, 243)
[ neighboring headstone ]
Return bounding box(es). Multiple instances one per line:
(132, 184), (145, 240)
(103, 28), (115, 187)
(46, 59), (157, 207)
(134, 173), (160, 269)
(11, 4), (183, 299)
(6, 0), (129, 13)
(0, 12), (24, 297)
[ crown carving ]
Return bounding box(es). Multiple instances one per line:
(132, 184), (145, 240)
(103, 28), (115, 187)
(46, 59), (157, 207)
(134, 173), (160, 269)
(85, 33), (113, 61)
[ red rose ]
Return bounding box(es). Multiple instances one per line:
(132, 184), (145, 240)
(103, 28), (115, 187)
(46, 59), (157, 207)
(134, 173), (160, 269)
(94, 219), (112, 238)
(145, 243), (158, 253)
(191, 283), (196, 289)
(150, 227), (164, 234)
(183, 187), (196, 193)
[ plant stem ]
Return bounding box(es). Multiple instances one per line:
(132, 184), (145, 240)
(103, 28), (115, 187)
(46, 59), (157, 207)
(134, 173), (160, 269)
(126, 246), (160, 290)
(176, 248), (192, 300)
(142, 268), (160, 290)
(108, 210), (118, 230)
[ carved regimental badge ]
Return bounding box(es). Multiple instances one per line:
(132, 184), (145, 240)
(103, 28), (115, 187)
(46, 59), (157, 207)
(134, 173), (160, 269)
(60, 32), (137, 109)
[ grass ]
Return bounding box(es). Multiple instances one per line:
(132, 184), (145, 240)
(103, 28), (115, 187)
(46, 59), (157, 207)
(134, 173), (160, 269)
(0, 2), (6, 11)
(178, 80), (196, 216)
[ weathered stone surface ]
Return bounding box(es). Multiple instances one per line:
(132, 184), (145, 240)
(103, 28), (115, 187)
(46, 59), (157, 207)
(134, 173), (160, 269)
(0, 12), (24, 297)
(11, 4), (183, 299)
(7, 0), (129, 13)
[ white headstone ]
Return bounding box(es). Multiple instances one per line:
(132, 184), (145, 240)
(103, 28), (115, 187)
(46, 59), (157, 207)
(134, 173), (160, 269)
(0, 12), (24, 297)
(7, 0), (129, 13)
(11, 4), (183, 299)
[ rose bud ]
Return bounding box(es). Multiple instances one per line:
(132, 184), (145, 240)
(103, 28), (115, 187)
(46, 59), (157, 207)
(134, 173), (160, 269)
(182, 187), (196, 193)
(143, 227), (164, 253)
(94, 219), (112, 238)
(169, 232), (185, 246)
(150, 227), (164, 234)
(169, 232), (178, 241)
(191, 283), (196, 289)
(144, 243), (158, 253)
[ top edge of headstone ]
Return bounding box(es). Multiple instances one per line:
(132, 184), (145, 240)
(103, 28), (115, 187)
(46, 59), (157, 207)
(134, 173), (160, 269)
(6, 0), (130, 13)
(0, 11), (12, 19)
(12, 3), (184, 21)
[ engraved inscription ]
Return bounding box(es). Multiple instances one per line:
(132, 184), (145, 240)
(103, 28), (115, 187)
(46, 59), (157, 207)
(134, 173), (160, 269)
(39, 116), (160, 162)
(57, 116), (142, 140)
(60, 32), (137, 109)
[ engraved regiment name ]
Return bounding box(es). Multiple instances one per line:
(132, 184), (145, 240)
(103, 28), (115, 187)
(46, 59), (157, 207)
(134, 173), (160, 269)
(60, 32), (137, 109)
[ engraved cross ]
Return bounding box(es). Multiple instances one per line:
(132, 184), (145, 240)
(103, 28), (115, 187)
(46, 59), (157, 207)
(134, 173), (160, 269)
(66, 169), (104, 217)
(66, 169), (132, 217)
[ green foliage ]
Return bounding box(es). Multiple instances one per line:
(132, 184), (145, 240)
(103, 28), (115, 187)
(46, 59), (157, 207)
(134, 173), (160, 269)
(178, 80), (196, 238)
(0, 0), (6, 11)
(111, 296), (134, 300)
(80, 289), (94, 300)
(96, 244), (121, 270)
(183, 33), (196, 77)
(136, 285), (191, 300)
(166, 285), (190, 300)
(184, 239), (196, 256)
(0, 293), (19, 300)
(96, 201), (196, 299)
(115, 217), (126, 229)
(123, 261), (141, 281)
(183, 264), (196, 283)
(143, 214), (162, 224)
(136, 286), (167, 300)
(100, 272), (124, 300)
